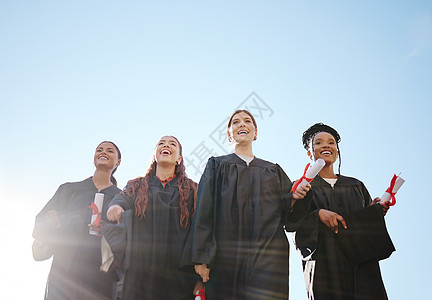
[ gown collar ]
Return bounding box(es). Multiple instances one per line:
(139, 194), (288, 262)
(87, 176), (119, 193)
(228, 153), (257, 166)
(150, 174), (179, 188)
(314, 174), (347, 187)
(156, 174), (177, 188)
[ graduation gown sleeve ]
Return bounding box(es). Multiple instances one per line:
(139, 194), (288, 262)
(281, 165), (313, 232)
(32, 183), (82, 269)
(33, 183), (68, 245)
(109, 190), (136, 211)
(335, 204), (395, 263)
(32, 184), (67, 261)
(190, 157), (217, 266)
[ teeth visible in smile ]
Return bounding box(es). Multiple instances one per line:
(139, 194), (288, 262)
(321, 151), (331, 155)
(161, 150), (171, 155)
(98, 156), (108, 160)
(238, 130), (248, 135)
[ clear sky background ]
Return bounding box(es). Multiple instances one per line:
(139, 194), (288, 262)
(1, 1), (431, 299)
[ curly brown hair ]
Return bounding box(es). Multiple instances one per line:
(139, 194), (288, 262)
(122, 136), (197, 228)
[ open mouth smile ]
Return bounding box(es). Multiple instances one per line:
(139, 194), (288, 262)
(160, 149), (172, 155)
(320, 151), (332, 155)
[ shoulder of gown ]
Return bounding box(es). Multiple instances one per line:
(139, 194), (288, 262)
(61, 177), (94, 189)
(336, 175), (365, 186)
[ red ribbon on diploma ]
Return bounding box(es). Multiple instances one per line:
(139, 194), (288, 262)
(385, 174), (398, 206)
(291, 163), (313, 194)
(194, 288), (205, 300)
(88, 202), (102, 226)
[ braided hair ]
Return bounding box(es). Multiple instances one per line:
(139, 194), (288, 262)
(302, 123), (342, 174)
(122, 136), (198, 228)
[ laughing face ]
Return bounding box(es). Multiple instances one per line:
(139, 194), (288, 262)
(227, 112), (257, 144)
(308, 132), (338, 165)
(94, 142), (120, 171)
(154, 136), (182, 166)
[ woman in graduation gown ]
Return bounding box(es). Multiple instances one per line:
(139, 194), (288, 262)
(294, 123), (392, 300)
(190, 110), (313, 300)
(107, 135), (200, 300)
(32, 141), (122, 300)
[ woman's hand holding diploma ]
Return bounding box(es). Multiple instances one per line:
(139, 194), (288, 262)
(379, 174), (405, 206)
(292, 184), (311, 200)
(291, 158), (325, 194)
(88, 220), (106, 236)
(290, 158), (324, 206)
(371, 197), (390, 215)
(89, 193), (104, 235)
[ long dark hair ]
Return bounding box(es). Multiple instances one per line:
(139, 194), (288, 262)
(122, 136), (197, 228)
(97, 141), (121, 186)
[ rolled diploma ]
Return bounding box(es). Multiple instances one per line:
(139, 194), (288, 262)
(89, 193), (104, 235)
(380, 176), (405, 204)
(293, 158), (326, 192)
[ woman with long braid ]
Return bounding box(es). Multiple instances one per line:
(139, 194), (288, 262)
(107, 136), (201, 299)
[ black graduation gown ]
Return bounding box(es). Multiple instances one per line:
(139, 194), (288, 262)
(32, 177), (121, 300)
(295, 175), (389, 300)
(189, 154), (312, 300)
(108, 176), (197, 300)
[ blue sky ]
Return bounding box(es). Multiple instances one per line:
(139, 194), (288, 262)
(1, 1), (431, 299)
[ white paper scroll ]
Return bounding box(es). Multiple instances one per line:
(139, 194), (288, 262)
(380, 175), (405, 204)
(89, 193), (104, 235)
(292, 158), (326, 193)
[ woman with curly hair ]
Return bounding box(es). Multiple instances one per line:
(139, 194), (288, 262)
(107, 135), (200, 300)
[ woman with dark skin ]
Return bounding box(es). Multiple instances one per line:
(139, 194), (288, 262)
(32, 141), (122, 300)
(295, 123), (391, 300)
(107, 136), (202, 300)
(190, 110), (312, 300)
